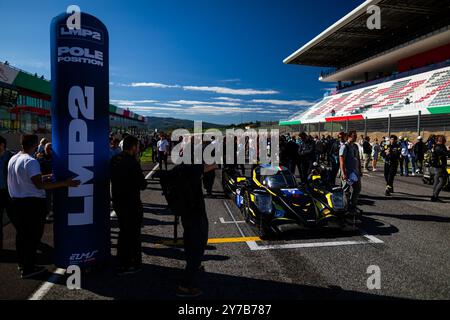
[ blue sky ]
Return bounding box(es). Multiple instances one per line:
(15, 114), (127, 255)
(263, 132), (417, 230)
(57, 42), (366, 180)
(1, 0), (362, 125)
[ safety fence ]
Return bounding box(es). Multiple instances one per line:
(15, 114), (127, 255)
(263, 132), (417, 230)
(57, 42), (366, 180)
(277, 113), (450, 139)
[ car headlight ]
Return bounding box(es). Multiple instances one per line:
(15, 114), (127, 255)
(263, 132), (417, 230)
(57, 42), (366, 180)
(254, 192), (272, 214)
(331, 192), (345, 210)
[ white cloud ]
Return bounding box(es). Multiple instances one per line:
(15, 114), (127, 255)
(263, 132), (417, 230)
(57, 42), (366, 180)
(128, 82), (180, 88)
(251, 99), (315, 106)
(127, 104), (282, 116)
(158, 103), (183, 107)
(110, 99), (159, 106)
(214, 97), (243, 102)
(169, 100), (241, 107)
(123, 81), (279, 96)
(183, 86), (279, 96)
(219, 78), (241, 83)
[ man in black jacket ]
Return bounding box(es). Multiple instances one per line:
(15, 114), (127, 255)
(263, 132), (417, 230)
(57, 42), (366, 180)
(381, 135), (402, 196)
(0, 136), (13, 253)
(111, 135), (148, 275)
(413, 136), (426, 174)
(298, 132), (315, 183)
(159, 162), (208, 298)
(286, 135), (299, 176)
(430, 135), (449, 202)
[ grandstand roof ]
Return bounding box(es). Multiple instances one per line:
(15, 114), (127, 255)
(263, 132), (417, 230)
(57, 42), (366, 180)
(284, 0), (450, 71)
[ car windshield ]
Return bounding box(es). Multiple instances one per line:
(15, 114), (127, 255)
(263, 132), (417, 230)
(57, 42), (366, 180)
(263, 172), (297, 189)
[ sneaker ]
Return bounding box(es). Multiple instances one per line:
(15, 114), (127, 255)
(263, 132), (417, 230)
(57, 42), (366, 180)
(116, 266), (142, 276)
(431, 197), (444, 203)
(176, 286), (203, 298)
(21, 266), (47, 279)
(411, 173), (415, 177)
(385, 189), (391, 196)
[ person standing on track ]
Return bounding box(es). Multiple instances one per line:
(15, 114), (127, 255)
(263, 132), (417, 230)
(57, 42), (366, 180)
(329, 132), (346, 186)
(371, 138), (381, 171)
(297, 132), (315, 183)
(157, 133), (169, 171)
(111, 135), (148, 276)
(7, 134), (80, 279)
(430, 135), (449, 202)
(0, 135), (13, 254)
(381, 135), (401, 196)
(203, 137), (218, 196)
(414, 136), (426, 174)
(159, 158), (209, 298)
(362, 136), (372, 172)
(339, 130), (363, 217)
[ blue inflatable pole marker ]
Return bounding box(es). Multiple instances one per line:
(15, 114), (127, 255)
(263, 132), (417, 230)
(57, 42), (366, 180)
(50, 12), (110, 268)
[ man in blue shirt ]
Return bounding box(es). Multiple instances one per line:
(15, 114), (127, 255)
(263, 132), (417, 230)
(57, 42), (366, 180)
(0, 135), (14, 253)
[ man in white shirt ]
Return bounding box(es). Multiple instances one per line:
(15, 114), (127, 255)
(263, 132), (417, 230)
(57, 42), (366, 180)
(7, 134), (80, 279)
(157, 133), (169, 170)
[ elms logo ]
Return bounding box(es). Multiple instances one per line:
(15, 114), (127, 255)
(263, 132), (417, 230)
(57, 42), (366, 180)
(70, 250), (99, 263)
(68, 86), (95, 226)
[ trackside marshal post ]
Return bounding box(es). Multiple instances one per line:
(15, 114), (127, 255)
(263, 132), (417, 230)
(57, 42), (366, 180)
(50, 12), (110, 268)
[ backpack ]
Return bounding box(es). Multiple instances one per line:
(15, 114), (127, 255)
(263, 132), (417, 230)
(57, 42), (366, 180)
(425, 149), (439, 167)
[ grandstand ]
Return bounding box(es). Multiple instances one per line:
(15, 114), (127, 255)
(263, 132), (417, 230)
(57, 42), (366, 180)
(280, 0), (450, 134)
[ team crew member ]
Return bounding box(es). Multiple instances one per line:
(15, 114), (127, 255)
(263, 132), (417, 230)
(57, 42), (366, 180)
(430, 135), (449, 202)
(0, 136), (13, 253)
(414, 136), (426, 174)
(111, 135), (148, 275)
(7, 135), (79, 278)
(362, 136), (372, 172)
(371, 138), (381, 171)
(329, 132), (346, 186)
(381, 135), (401, 196)
(159, 159), (209, 298)
(339, 130), (362, 216)
(297, 132), (315, 183)
(157, 133), (169, 171)
(203, 137), (218, 196)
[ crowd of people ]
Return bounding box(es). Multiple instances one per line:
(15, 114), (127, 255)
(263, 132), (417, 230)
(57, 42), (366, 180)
(0, 129), (449, 298)
(279, 131), (449, 202)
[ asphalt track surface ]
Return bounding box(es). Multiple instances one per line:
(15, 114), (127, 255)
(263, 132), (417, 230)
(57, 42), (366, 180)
(1, 163), (449, 300)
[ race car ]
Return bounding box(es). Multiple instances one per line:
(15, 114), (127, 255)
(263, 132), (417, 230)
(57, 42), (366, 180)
(223, 164), (355, 238)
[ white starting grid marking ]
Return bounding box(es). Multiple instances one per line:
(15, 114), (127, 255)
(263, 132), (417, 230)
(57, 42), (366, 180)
(28, 268), (66, 300)
(246, 232), (383, 251)
(222, 200), (384, 251)
(145, 163), (160, 179)
(219, 217), (245, 224)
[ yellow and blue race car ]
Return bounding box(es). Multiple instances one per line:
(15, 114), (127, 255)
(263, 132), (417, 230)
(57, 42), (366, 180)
(222, 164), (355, 238)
